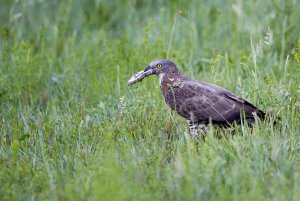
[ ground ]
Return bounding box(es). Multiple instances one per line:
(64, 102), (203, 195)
(0, 0), (300, 200)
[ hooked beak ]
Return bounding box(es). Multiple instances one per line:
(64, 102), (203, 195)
(144, 65), (151, 72)
(143, 65), (154, 76)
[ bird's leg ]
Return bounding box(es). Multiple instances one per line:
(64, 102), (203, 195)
(198, 124), (206, 133)
(187, 120), (199, 138)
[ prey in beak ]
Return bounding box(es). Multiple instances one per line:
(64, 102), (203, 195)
(127, 65), (154, 86)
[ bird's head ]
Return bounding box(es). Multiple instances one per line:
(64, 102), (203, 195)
(128, 59), (179, 86)
(143, 59), (177, 76)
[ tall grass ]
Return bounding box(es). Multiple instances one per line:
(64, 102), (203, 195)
(0, 0), (299, 200)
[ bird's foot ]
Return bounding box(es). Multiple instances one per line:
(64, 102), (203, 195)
(187, 121), (206, 141)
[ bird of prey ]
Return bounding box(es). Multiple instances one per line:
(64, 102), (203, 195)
(128, 59), (265, 137)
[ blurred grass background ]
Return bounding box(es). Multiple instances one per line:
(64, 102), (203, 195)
(0, 0), (300, 200)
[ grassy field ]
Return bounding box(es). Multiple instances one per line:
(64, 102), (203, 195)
(0, 0), (300, 200)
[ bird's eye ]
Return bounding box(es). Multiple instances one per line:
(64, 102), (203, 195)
(157, 64), (162, 69)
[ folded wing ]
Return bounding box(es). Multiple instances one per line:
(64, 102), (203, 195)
(164, 79), (265, 125)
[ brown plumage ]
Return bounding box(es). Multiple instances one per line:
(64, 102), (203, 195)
(128, 59), (265, 137)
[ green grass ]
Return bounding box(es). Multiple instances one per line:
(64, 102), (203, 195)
(0, 0), (300, 200)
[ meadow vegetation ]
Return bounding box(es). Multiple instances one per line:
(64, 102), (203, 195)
(0, 0), (299, 200)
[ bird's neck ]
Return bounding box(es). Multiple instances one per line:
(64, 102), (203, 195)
(159, 69), (185, 96)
